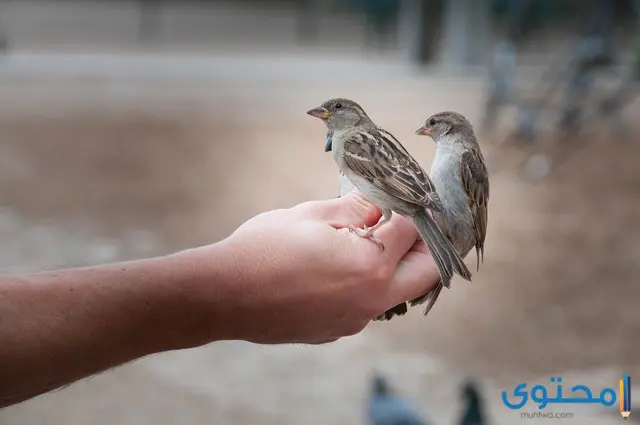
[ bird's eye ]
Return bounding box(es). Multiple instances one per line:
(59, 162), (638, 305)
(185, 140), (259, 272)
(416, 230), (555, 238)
(429, 118), (436, 126)
(334, 102), (343, 110)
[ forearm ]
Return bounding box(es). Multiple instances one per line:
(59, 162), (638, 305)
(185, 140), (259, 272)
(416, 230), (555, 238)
(0, 192), (438, 407)
(0, 243), (232, 408)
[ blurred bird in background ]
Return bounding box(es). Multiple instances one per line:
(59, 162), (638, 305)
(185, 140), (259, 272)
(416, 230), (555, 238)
(366, 373), (429, 425)
(456, 380), (488, 425)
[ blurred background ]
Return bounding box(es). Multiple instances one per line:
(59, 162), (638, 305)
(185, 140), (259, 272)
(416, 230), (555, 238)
(0, 0), (639, 424)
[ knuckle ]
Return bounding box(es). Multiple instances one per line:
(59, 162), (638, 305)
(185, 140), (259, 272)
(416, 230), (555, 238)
(370, 262), (393, 284)
(251, 209), (285, 223)
(350, 254), (374, 276)
(291, 201), (323, 217)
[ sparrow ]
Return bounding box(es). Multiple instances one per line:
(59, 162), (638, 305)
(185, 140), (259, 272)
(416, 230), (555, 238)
(457, 380), (488, 425)
(414, 111), (489, 317)
(307, 98), (472, 321)
(366, 373), (429, 425)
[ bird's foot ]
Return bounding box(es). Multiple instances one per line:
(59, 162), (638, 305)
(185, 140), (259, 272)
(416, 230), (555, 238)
(348, 225), (385, 251)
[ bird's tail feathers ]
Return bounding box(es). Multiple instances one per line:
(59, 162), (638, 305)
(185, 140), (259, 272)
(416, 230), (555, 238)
(412, 212), (472, 285)
(410, 282), (443, 316)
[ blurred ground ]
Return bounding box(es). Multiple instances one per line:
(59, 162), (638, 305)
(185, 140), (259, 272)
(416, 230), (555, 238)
(0, 8), (639, 423)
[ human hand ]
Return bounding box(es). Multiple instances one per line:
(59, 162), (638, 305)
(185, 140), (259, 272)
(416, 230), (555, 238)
(183, 192), (440, 345)
(0, 193), (439, 407)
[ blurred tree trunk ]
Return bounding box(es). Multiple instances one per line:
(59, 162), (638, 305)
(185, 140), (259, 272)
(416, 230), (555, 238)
(138, 0), (162, 44)
(296, 0), (319, 45)
(399, 0), (440, 64)
(440, 0), (491, 69)
(362, 0), (398, 50)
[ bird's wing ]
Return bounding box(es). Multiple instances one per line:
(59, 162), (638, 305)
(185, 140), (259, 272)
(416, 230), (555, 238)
(342, 127), (443, 212)
(460, 149), (489, 270)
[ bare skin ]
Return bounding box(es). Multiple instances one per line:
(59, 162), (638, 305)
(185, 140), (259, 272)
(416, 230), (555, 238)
(0, 192), (440, 409)
(348, 210), (392, 251)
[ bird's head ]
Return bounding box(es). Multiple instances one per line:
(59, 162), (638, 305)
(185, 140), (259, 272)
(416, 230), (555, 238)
(307, 98), (371, 151)
(371, 372), (392, 397)
(415, 111), (474, 143)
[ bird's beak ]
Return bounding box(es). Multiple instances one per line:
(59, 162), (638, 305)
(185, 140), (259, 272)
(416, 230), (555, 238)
(307, 106), (332, 121)
(415, 126), (431, 136)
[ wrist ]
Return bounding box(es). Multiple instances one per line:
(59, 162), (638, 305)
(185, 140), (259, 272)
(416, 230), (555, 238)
(159, 237), (254, 348)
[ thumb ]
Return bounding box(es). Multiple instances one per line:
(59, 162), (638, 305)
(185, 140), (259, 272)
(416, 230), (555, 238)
(292, 192), (382, 228)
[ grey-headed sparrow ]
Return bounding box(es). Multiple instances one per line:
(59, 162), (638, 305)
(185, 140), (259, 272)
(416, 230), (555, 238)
(414, 112), (489, 316)
(307, 98), (472, 321)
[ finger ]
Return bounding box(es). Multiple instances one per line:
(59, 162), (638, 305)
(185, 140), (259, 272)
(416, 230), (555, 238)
(408, 239), (430, 254)
(292, 192), (382, 228)
(371, 213), (421, 265)
(387, 246), (441, 306)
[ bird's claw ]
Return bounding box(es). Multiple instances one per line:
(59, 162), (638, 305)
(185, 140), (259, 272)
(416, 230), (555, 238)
(348, 225), (385, 251)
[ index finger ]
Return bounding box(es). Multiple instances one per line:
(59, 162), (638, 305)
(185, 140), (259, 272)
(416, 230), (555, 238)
(366, 213), (421, 266)
(386, 240), (441, 307)
(291, 192), (382, 228)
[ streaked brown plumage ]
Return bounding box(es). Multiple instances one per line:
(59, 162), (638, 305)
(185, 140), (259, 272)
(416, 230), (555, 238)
(307, 98), (472, 321)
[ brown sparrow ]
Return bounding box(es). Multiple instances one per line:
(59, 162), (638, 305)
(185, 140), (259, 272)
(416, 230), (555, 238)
(414, 111), (489, 316)
(307, 98), (472, 320)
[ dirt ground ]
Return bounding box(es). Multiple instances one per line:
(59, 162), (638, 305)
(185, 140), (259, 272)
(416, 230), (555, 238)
(0, 51), (638, 425)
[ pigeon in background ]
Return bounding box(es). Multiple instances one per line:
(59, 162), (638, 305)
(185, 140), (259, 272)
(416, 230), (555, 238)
(366, 373), (429, 425)
(457, 380), (487, 425)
